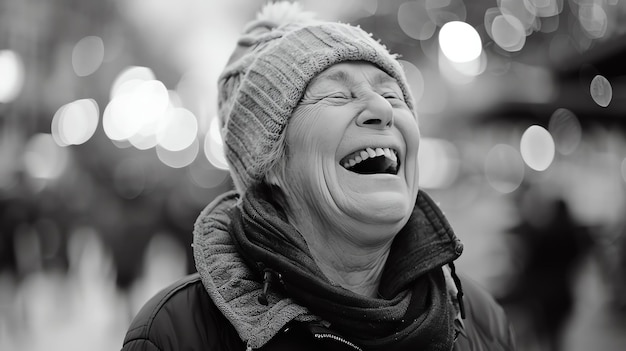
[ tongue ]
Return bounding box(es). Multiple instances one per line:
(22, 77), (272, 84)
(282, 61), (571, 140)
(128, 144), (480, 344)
(350, 155), (397, 174)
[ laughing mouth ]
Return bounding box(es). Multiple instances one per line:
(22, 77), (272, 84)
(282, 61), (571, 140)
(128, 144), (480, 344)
(340, 147), (400, 175)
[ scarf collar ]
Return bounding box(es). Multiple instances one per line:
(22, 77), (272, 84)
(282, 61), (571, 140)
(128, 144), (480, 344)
(194, 186), (464, 350)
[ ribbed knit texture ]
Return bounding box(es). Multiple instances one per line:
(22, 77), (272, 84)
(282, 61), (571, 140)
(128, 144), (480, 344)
(218, 10), (415, 192)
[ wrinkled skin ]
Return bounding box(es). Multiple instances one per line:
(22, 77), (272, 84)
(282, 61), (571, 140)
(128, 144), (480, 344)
(270, 61), (421, 295)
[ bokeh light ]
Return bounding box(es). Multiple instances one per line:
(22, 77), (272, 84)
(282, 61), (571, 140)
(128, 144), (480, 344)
(490, 14), (527, 52)
(72, 36), (105, 77)
(361, 0), (378, 16)
(425, 0), (467, 26)
(203, 117), (229, 170)
(578, 3), (608, 39)
(484, 8), (501, 40)
(523, 0), (562, 18)
(590, 75), (612, 107)
(498, 0), (538, 34)
(548, 108), (582, 155)
(0, 50), (25, 103)
(439, 21), (482, 63)
(109, 66), (156, 100)
(156, 107), (198, 151)
(398, 1), (436, 41)
(51, 99), (100, 146)
(103, 94), (141, 141)
(520, 125), (555, 171)
(418, 138), (460, 189)
(128, 124), (159, 150)
(103, 79), (169, 141)
(485, 143), (525, 193)
(440, 50), (487, 81)
(103, 65), (202, 166)
(156, 137), (199, 169)
(23, 133), (69, 180)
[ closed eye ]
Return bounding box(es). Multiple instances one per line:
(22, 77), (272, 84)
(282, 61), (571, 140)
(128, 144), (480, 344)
(321, 92), (352, 104)
(326, 92), (350, 99)
(382, 93), (407, 107)
(382, 92), (402, 100)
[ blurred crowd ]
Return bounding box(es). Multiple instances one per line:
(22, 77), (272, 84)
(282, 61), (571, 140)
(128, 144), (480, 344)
(1, 0), (626, 350)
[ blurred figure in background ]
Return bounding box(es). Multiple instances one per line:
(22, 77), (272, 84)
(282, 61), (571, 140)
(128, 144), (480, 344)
(121, 2), (514, 350)
(499, 186), (593, 351)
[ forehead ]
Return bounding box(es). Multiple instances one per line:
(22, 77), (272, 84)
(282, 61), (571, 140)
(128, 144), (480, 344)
(309, 61), (398, 88)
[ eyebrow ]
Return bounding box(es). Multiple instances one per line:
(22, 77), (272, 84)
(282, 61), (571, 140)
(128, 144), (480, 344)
(313, 69), (350, 85)
(312, 67), (398, 87)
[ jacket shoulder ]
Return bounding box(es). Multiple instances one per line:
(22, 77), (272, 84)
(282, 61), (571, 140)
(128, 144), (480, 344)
(456, 275), (516, 351)
(121, 273), (244, 351)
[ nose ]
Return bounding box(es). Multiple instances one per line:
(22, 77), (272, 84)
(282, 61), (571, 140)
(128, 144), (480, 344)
(356, 93), (394, 129)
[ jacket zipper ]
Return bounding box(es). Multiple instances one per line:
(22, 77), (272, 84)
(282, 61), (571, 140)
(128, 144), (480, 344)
(314, 333), (363, 351)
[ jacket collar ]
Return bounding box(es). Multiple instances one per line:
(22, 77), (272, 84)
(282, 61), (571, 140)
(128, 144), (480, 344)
(193, 191), (316, 349)
(193, 190), (466, 350)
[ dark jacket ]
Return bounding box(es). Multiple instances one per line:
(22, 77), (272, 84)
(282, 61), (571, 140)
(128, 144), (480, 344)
(121, 272), (515, 351)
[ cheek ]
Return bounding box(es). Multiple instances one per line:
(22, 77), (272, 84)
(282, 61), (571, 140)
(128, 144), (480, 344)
(284, 114), (345, 210)
(392, 112), (420, 190)
(287, 111), (344, 162)
(397, 115), (420, 156)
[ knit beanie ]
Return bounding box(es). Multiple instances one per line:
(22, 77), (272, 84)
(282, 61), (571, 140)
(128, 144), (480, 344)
(218, 1), (416, 193)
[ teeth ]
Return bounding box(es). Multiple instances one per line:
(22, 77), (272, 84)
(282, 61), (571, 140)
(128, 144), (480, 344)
(341, 147), (399, 170)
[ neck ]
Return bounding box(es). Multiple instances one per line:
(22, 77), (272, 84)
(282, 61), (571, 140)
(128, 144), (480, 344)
(311, 242), (391, 297)
(271, 180), (399, 298)
(287, 211), (393, 298)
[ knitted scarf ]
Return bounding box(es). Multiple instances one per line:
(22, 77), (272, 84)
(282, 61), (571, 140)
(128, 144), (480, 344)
(228, 184), (463, 350)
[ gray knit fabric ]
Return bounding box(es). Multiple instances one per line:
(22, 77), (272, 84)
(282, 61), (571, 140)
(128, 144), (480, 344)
(217, 2), (416, 192)
(192, 191), (320, 349)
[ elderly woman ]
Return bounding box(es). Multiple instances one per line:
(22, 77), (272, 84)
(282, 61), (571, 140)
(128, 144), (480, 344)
(121, 2), (515, 351)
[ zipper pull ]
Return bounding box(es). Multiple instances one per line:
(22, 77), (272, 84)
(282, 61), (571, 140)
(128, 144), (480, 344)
(258, 269), (274, 305)
(448, 262), (466, 319)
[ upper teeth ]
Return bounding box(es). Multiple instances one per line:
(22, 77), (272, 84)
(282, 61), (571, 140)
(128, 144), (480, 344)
(342, 147), (397, 169)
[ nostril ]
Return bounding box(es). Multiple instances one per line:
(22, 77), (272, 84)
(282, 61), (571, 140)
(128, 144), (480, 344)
(361, 118), (393, 128)
(363, 119), (382, 125)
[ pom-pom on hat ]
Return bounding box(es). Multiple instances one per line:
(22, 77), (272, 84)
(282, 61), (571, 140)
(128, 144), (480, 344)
(218, 1), (415, 192)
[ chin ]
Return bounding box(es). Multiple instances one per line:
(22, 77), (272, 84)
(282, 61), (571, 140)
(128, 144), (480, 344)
(345, 191), (413, 225)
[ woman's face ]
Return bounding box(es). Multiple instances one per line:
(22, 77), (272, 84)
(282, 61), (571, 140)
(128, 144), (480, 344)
(278, 61), (420, 244)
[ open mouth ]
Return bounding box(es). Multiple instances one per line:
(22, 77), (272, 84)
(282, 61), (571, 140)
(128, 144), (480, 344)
(340, 147), (400, 175)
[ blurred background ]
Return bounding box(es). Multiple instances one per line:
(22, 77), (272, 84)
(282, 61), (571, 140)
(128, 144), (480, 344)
(0, 0), (625, 350)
